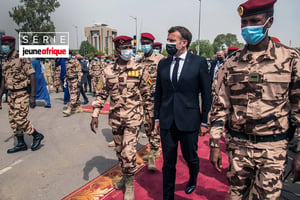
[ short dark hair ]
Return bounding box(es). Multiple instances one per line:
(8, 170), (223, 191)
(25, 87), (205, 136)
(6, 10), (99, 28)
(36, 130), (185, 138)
(265, 9), (274, 18)
(168, 26), (192, 48)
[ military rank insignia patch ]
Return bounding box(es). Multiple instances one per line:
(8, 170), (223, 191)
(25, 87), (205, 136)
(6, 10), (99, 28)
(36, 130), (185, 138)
(146, 77), (153, 85)
(128, 70), (139, 77)
(96, 81), (103, 91)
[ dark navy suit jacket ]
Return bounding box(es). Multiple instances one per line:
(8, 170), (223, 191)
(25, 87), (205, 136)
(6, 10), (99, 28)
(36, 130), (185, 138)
(154, 52), (212, 132)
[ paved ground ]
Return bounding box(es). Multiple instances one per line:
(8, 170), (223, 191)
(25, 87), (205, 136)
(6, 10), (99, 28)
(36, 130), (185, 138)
(0, 90), (299, 200)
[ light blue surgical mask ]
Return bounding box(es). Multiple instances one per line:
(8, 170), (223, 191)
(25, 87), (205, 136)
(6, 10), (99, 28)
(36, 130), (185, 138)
(241, 18), (271, 45)
(120, 49), (133, 61)
(93, 57), (98, 61)
(153, 49), (160, 54)
(1, 45), (11, 54)
(141, 44), (152, 54)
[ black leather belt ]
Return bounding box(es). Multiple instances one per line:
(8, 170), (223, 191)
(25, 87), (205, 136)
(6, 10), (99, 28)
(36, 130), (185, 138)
(229, 129), (287, 144)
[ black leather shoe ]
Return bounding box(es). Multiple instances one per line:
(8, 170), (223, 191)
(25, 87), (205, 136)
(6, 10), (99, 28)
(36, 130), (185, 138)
(185, 183), (196, 194)
(31, 131), (44, 151)
(7, 143), (28, 153)
(83, 100), (89, 105)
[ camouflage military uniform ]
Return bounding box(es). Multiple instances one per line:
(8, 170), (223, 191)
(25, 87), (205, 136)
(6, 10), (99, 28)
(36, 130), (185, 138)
(54, 65), (61, 91)
(65, 58), (82, 108)
(209, 39), (300, 199)
(44, 60), (53, 88)
(139, 52), (164, 152)
(92, 58), (153, 176)
(89, 59), (103, 93)
(1, 50), (35, 135)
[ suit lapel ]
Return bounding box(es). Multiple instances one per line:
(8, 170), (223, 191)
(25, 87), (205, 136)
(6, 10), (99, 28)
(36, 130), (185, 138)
(176, 52), (190, 89)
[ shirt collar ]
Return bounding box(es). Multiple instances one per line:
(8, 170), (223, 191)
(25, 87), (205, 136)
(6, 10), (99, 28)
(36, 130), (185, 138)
(173, 51), (187, 61)
(238, 38), (276, 62)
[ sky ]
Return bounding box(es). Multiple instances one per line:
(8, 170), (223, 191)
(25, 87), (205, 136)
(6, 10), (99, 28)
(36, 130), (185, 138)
(1, 0), (300, 50)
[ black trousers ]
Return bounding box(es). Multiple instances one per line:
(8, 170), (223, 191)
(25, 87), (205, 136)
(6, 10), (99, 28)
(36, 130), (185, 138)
(160, 122), (199, 200)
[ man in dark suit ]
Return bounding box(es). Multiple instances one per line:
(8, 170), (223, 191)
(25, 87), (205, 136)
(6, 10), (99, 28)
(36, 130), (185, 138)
(209, 50), (225, 84)
(154, 26), (212, 200)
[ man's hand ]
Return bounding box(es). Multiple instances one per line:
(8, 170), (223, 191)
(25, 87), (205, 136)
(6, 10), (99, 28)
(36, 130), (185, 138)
(292, 152), (300, 183)
(154, 121), (160, 134)
(199, 125), (209, 136)
(29, 96), (36, 108)
(210, 147), (222, 172)
(145, 117), (154, 133)
(90, 117), (98, 134)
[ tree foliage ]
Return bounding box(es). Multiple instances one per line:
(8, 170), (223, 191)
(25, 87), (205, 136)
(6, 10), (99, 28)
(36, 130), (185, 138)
(213, 33), (244, 52)
(79, 40), (104, 58)
(9, 0), (60, 33)
(189, 40), (214, 58)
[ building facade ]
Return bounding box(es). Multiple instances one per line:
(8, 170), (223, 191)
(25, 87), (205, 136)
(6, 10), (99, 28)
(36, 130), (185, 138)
(84, 24), (117, 56)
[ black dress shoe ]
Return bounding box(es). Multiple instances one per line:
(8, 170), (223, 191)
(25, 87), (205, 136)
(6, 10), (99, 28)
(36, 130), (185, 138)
(185, 183), (196, 194)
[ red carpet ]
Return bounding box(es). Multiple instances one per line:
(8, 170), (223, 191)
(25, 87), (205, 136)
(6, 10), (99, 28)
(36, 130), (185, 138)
(62, 134), (229, 200)
(82, 102), (110, 114)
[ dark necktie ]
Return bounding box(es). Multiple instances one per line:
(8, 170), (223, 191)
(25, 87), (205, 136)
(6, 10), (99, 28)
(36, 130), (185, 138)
(172, 57), (180, 87)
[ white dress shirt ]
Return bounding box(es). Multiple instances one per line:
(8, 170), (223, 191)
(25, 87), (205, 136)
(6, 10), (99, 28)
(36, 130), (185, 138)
(170, 51), (187, 82)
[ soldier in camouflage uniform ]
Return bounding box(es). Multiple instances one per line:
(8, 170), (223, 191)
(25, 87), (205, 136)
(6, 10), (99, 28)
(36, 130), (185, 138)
(139, 32), (164, 171)
(89, 53), (103, 97)
(44, 58), (53, 91)
(54, 62), (61, 93)
(90, 36), (153, 200)
(0, 36), (44, 153)
(209, 1), (300, 199)
(62, 50), (82, 116)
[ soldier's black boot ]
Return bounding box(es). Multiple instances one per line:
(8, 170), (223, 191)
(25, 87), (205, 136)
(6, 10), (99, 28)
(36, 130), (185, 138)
(7, 135), (28, 154)
(31, 130), (44, 151)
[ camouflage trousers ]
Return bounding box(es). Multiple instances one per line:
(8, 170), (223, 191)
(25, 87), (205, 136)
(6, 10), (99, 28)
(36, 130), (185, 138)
(144, 121), (161, 151)
(91, 76), (100, 93)
(45, 74), (53, 87)
(112, 125), (140, 176)
(7, 90), (34, 135)
(68, 79), (80, 107)
(226, 137), (288, 200)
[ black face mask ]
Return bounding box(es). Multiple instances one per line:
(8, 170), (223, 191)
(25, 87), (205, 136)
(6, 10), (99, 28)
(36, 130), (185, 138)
(166, 43), (178, 56)
(217, 57), (224, 62)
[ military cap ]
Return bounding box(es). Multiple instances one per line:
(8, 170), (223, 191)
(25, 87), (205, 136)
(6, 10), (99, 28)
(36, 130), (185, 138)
(271, 36), (280, 43)
(113, 36), (133, 45)
(153, 42), (162, 47)
(238, 0), (276, 17)
(227, 46), (239, 51)
(94, 53), (98, 56)
(1, 36), (16, 42)
(141, 33), (155, 41)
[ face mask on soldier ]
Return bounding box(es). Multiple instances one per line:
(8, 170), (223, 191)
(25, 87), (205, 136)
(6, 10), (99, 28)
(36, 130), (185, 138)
(120, 49), (133, 61)
(1, 45), (11, 54)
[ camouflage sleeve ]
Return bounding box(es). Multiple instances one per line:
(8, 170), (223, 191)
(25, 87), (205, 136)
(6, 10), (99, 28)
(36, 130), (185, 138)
(140, 68), (154, 119)
(209, 62), (231, 147)
(290, 51), (300, 151)
(22, 58), (35, 76)
(76, 62), (82, 83)
(91, 71), (108, 118)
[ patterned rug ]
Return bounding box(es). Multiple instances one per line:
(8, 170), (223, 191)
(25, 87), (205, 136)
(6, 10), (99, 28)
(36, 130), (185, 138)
(62, 134), (229, 200)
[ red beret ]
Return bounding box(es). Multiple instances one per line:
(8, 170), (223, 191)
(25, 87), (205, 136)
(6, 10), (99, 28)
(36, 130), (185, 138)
(69, 50), (73, 53)
(270, 36), (280, 43)
(113, 36), (133, 45)
(94, 53), (98, 56)
(141, 33), (155, 41)
(114, 53), (118, 57)
(227, 46), (239, 51)
(1, 36), (16, 42)
(238, 0), (276, 17)
(153, 42), (162, 47)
